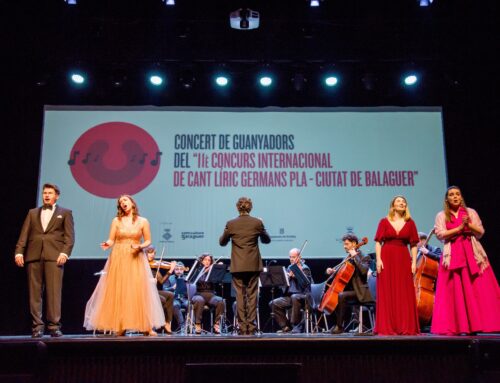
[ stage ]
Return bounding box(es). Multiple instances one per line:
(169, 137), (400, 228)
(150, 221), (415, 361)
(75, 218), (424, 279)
(1, 332), (499, 383)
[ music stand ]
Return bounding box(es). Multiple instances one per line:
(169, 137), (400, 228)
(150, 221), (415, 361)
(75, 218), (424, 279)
(205, 264), (228, 334)
(260, 266), (289, 333)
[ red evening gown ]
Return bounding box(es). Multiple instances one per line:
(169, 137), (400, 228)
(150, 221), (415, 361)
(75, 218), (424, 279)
(374, 217), (420, 335)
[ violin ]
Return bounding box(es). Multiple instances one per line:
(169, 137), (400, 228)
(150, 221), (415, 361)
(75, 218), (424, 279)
(149, 260), (190, 272)
(318, 237), (368, 315)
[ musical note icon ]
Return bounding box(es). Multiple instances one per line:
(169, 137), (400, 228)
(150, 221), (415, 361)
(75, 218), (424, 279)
(150, 151), (162, 166)
(82, 152), (92, 164)
(67, 151), (80, 166)
(139, 153), (148, 165)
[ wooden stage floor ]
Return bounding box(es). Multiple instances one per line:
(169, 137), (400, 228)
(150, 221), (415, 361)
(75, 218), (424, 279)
(1, 332), (499, 383)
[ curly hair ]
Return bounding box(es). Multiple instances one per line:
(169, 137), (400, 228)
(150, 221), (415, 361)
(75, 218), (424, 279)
(116, 194), (140, 222)
(236, 197), (253, 214)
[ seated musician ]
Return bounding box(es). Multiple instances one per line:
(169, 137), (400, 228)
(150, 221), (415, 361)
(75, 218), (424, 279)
(144, 246), (175, 334)
(192, 253), (225, 334)
(327, 234), (373, 334)
(417, 232), (442, 260)
(269, 248), (313, 334)
(164, 261), (189, 331)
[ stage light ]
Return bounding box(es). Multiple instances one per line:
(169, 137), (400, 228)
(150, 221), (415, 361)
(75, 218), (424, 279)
(419, 0), (433, 7)
(259, 76), (273, 87)
(215, 76), (229, 87)
(310, 0), (320, 7)
(64, 0), (78, 4)
(324, 76), (338, 87)
(163, 0), (175, 5)
(230, 8), (260, 30)
(149, 75), (164, 86)
(403, 74), (418, 86)
(70, 73), (85, 84)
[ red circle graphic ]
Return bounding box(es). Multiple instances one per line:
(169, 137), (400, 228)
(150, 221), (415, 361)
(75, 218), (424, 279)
(68, 121), (162, 198)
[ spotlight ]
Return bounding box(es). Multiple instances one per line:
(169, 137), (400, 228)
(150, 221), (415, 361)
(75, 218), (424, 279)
(419, 0), (433, 7)
(403, 74), (418, 86)
(64, 0), (78, 4)
(324, 76), (339, 87)
(163, 0), (175, 5)
(230, 8), (260, 30)
(259, 76), (273, 87)
(215, 76), (229, 87)
(149, 75), (164, 86)
(310, 0), (320, 7)
(70, 72), (85, 84)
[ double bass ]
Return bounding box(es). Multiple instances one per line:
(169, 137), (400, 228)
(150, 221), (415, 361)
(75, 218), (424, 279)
(414, 228), (439, 326)
(318, 237), (368, 315)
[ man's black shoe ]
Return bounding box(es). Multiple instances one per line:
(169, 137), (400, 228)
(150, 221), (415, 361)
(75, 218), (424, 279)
(50, 329), (63, 337)
(32, 330), (44, 338)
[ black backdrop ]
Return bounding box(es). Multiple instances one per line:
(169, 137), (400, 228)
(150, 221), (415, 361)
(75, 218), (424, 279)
(1, 0), (498, 335)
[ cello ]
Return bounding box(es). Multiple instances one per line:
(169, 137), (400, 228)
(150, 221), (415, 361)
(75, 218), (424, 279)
(318, 237), (368, 315)
(413, 228), (439, 326)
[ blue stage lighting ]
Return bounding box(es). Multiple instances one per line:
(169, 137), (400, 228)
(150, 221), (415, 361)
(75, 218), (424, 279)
(404, 74), (418, 86)
(149, 75), (164, 86)
(259, 76), (273, 87)
(215, 76), (229, 87)
(419, 0), (433, 7)
(324, 76), (338, 87)
(70, 73), (85, 84)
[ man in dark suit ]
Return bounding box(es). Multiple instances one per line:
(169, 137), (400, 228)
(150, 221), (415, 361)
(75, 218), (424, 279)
(327, 233), (373, 334)
(219, 197), (271, 335)
(15, 183), (75, 338)
(269, 248), (313, 333)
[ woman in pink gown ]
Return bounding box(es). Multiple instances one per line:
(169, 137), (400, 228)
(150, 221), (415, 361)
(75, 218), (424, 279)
(84, 195), (165, 335)
(374, 195), (420, 335)
(431, 186), (500, 335)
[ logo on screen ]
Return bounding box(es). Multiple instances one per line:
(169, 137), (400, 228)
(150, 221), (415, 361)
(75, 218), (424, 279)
(67, 121), (162, 198)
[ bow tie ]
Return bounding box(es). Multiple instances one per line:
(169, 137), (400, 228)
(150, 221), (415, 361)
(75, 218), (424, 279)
(42, 204), (53, 210)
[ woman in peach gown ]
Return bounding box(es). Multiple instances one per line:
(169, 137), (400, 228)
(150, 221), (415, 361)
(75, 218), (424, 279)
(84, 195), (165, 335)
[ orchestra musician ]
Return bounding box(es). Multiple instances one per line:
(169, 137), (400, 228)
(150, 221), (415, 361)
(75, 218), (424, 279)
(144, 246), (175, 334)
(164, 261), (189, 331)
(417, 232), (442, 260)
(191, 253), (225, 334)
(327, 234), (374, 334)
(269, 248), (313, 334)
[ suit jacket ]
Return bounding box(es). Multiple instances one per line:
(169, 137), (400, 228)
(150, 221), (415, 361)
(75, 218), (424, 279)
(15, 206), (75, 262)
(219, 214), (271, 273)
(349, 251), (374, 303)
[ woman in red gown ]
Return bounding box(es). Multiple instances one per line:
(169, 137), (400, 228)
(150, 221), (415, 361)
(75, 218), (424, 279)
(374, 195), (420, 335)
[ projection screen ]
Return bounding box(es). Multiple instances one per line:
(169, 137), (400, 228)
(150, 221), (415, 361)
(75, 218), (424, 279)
(39, 106), (447, 259)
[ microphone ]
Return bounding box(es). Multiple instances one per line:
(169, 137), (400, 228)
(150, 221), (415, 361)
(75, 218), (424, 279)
(268, 260), (277, 265)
